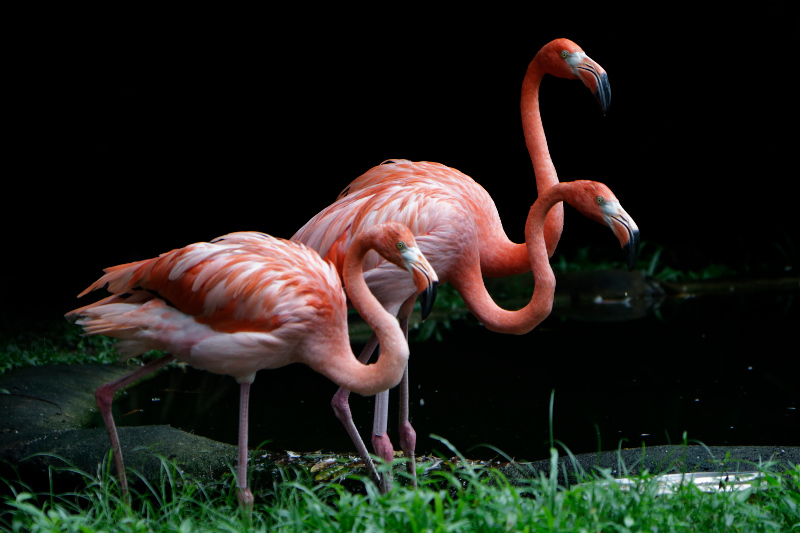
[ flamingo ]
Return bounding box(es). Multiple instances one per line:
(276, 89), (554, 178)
(291, 38), (613, 491)
(66, 223), (438, 509)
(334, 37), (611, 262)
(292, 171), (638, 490)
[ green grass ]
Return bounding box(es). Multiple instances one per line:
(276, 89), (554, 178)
(1, 322), (105, 374)
(3, 244), (798, 530)
(0, 318), (165, 377)
(3, 329), (800, 531)
(2, 442), (799, 532)
(551, 241), (741, 282)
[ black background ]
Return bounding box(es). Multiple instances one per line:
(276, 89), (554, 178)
(5, 5), (798, 318)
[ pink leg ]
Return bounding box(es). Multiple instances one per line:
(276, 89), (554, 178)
(331, 334), (383, 486)
(397, 365), (417, 484)
(370, 295), (417, 489)
(371, 387), (393, 492)
(331, 295), (417, 492)
(237, 381), (254, 513)
(395, 297), (417, 484)
(95, 354), (175, 502)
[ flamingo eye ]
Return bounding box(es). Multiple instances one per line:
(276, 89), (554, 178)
(595, 196), (605, 205)
(397, 242), (406, 250)
(561, 50), (569, 59)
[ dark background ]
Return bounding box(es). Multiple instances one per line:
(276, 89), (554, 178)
(3, 4), (799, 463)
(5, 5), (798, 318)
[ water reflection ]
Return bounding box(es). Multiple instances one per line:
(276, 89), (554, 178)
(113, 274), (800, 463)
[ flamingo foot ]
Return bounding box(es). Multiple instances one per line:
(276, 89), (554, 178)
(371, 432), (394, 493)
(399, 419), (417, 487)
(237, 487), (254, 517)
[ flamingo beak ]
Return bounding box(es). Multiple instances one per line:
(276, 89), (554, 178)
(401, 247), (439, 320)
(592, 72), (611, 115)
(622, 226), (640, 271)
(419, 279), (438, 320)
(568, 52), (611, 115)
(601, 202), (639, 271)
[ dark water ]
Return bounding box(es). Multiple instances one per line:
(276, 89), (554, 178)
(112, 287), (800, 463)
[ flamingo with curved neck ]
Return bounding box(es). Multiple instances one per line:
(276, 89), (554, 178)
(292, 38), (613, 491)
(449, 180), (637, 335)
(67, 222), (438, 509)
(293, 171), (638, 491)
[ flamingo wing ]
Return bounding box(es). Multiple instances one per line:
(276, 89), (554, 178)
(328, 159), (511, 259)
(295, 174), (470, 275)
(69, 232), (347, 379)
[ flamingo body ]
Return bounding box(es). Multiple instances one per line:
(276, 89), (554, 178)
(74, 233), (346, 382)
(298, 159), (523, 287)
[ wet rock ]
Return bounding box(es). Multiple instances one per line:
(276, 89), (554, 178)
(0, 364), (237, 492)
(2, 426), (237, 493)
(500, 444), (800, 485)
(0, 364), (134, 441)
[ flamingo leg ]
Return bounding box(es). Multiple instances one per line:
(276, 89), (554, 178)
(395, 296), (417, 484)
(95, 354), (175, 502)
(371, 386), (393, 492)
(332, 294), (418, 493)
(397, 363), (416, 484)
(371, 295), (417, 490)
(237, 380), (254, 513)
(331, 333), (383, 486)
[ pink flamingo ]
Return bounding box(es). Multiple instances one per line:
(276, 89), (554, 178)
(334, 38), (610, 262)
(291, 38), (614, 490)
(66, 223), (438, 508)
(292, 173), (638, 490)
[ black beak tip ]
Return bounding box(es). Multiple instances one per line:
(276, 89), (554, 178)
(420, 281), (439, 320)
(595, 73), (611, 115)
(624, 230), (640, 271)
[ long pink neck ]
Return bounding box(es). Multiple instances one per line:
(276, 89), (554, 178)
(520, 56), (563, 258)
(477, 55), (566, 279)
(449, 184), (569, 335)
(313, 231), (409, 396)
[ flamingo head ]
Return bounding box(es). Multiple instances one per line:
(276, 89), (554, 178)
(565, 181), (640, 271)
(373, 222), (439, 319)
(537, 38), (611, 115)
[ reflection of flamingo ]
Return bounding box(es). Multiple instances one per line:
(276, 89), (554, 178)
(67, 223), (438, 508)
(293, 174), (638, 490)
